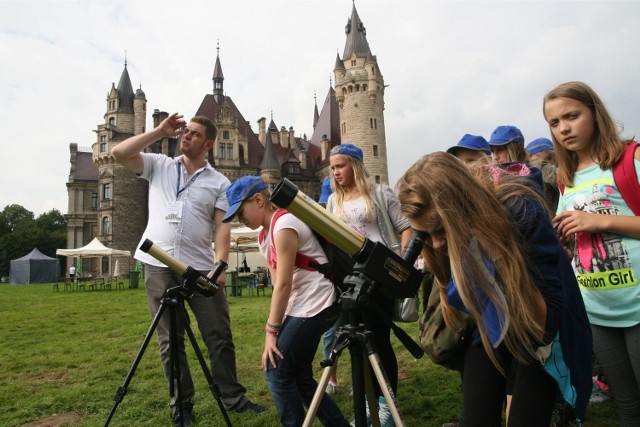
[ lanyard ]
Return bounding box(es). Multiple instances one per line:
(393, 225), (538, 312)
(176, 162), (203, 199)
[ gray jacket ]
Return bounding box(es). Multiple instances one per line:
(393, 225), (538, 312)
(326, 184), (410, 249)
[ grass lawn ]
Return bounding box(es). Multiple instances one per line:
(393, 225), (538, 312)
(0, 282), (619, 427)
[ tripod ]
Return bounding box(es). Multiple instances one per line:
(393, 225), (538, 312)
(104, 284), (232, 427)
(303, 274), (417, 427)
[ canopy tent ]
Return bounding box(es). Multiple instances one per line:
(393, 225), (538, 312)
(10, 248), (60, 284)
(212, 224), (263, 271)
(56, 237), (131, 277)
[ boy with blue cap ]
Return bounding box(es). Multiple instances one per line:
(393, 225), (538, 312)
(446, 134), (491, 166)
(223, 176), (349, 427)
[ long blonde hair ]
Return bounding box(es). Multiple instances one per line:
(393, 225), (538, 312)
(396, 152), (545, 372)
(543, 81), (631, 187)
(330, 147), (375, 222)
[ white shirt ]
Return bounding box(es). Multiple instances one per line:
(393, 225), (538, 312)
(134, 153), (230, 270)
(259, 212), (336, 317)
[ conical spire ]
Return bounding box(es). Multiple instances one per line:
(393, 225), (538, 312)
(116, 60), (135, 113)
(213, 41), (224, 103)
(334, 51), (345, 72)
(342, 2), (371, 59)
(260, 131), (280, 170)
(313, 91), (320, 130)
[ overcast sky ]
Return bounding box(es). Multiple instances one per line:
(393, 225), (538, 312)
(2, 0), (640, 216)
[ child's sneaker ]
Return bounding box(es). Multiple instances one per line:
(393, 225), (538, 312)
(589, 375), (612, 404)
(377, 396), (395, 427)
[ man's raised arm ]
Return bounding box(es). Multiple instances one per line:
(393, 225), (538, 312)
(112, 112), (186, 173)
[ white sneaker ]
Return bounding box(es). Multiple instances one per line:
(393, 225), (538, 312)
(325, 382), (338, 395)
(378, 396), (395, 427)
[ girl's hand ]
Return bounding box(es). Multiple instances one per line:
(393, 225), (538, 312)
(553, 210), (602, 237)
(261, 333), (283, 371)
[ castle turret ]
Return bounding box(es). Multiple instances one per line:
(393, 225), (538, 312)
(212, 45), (224, 104)
(90, 60), (148, 273)
(334, 2), (388, 184)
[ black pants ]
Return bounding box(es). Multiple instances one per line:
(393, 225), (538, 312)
(462, 342), (556, 427)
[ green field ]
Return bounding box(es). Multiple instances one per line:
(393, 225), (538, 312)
(0, 282), (618, 426)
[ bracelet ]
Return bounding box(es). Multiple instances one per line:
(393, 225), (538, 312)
(264, 326), (279, 335)
(265, 321), (282, 336)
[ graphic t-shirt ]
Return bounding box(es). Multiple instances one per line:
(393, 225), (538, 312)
(557, 162), (640, 327)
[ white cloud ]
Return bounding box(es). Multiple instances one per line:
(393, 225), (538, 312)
(2, 0), (640, 215)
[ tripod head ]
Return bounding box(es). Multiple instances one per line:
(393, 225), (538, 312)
(139, 239), (227, 298)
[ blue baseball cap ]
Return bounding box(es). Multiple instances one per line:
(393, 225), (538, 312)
(446, 134), (491, 155)
(489, 125), (525, 146)
(330, 143), (364, 161)
(318, 177), (333, 204)
(222, 176), (267, 223)
(526, 138), (554, 155)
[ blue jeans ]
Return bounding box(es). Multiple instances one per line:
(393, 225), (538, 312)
(592, 323), (640, 426)
(265, 303), (349, 427)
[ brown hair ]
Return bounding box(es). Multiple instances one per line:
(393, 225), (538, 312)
(543, 81), (630, 187)
(190, 115), (217, 141)
(397, 152), (546, 372)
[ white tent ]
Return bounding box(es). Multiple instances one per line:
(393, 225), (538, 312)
(56, 237), (131, 258)
(56, 237), (131, 277)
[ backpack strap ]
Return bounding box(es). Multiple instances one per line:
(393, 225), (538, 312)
(613, 142), (640, 215)
(261, 209), (319, 271)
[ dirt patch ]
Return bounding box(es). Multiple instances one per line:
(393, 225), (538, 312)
(21, 412), (83, 427)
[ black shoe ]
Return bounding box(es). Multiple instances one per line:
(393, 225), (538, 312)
(233, 399), (267, 414)
(173, 407), (195, 426)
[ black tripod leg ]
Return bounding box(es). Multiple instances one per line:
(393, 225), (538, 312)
(104, 300), (168, 426)
(169, 299), (186, 427)
(179, 304), (233, 427)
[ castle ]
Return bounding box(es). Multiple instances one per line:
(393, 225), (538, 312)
(64, 3), (389, 275)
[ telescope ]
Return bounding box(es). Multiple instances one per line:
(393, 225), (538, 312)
(270, 178), (425, 299)
(139, 239), (227, 297)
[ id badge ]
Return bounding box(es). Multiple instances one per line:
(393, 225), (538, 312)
(165, 201), (184, 223)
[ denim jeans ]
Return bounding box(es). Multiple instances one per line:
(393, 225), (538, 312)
(265, 303), (349, 427)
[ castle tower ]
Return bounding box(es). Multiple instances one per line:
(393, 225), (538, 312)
(334, 2), (388, 184)
(92, 60), (148, 272)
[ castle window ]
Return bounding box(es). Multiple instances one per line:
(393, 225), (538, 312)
(373, 145), (379, 157)
(219, 142), (233, 160)
(100, 142), (107, 152)
(355, 84), (360, 92)
(342, 88), (347, 96)
(109, 117), (115, 127)
(91, 193), (97, 209)
(363, 84), (367, 91)
(223, 130), (230, 139)
(348, 86), (353, 94)
(287, 164), (299, 175)
(102, 216), (110, 235)
(342, 122), (346, 134)
(351, 60), (356, 66)
(370, 118), (377, 129)
(372, 67), (375, 76)
(375, 175), (380, 184)
(103, 183), (111, 200)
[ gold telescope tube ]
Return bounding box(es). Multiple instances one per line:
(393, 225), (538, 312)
(139, 239), (226, 296)
(270, 178), (365, 257)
